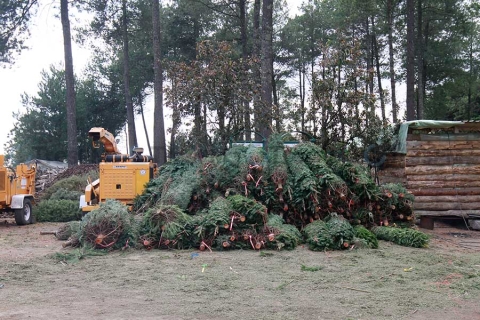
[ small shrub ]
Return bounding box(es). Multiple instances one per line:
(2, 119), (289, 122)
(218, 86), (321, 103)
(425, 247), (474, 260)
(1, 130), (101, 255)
(35, 199), (82, 222)
(42, 170), (98, 200)
(303, 220), (334, 251)
(56, 221), (81, 240)
(372, 226), (429, 248)
(353, 225), (378, 249)
(79, 200), (137, 250)
(265, 214), (303, 250)
(325, 215), (355, 249)
(50, 188), (83, 201)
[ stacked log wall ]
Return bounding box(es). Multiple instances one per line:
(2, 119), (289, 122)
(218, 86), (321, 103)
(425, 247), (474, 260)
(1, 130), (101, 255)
(377, 152), (406, 185)
(405, 133), (480, 217)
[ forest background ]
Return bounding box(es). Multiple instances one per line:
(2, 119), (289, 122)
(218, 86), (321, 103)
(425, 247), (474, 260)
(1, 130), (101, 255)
(1, 0), (479, 166)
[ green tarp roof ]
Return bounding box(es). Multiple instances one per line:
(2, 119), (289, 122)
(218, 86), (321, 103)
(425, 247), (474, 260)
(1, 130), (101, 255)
(395, 120), (464, 154)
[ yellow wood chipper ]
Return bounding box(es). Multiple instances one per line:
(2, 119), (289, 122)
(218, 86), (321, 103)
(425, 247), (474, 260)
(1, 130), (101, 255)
(0, 155), (37, 225)
(80, 127), (157, 213)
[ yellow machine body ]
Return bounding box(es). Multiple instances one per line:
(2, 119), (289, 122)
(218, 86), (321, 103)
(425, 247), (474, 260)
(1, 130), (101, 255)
(0, 155), (37, 225)
(82, 162), (155, 212)
(80, 127), (157, 213)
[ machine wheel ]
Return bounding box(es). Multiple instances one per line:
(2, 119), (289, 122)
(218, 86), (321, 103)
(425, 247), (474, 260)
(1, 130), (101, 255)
(15, 198), (34, 225)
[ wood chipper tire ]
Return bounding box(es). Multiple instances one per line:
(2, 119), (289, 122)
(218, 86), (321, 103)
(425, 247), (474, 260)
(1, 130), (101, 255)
(15, 198), (34, 225)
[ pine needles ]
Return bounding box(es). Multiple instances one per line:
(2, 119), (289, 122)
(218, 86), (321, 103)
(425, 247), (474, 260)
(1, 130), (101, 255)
(303, 220), (334, 251)
(78, 200), (136, 250)
(264, 218), (303, 250)
(53, 135), (429, 253)
(325, 214), (355, 249)
(372, 226), (429, 248)
(353, 225), (379, 249)
(55, 221), (80, 241)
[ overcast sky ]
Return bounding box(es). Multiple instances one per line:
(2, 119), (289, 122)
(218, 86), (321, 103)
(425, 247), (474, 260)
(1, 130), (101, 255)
(0, 2), (91, 155)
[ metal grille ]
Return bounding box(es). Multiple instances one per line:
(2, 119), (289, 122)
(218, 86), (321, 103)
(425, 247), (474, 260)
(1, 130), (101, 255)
(101, 169), (135, 199)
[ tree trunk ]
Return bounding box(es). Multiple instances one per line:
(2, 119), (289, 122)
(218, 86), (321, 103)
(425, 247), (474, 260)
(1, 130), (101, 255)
(60, 0), (78, 166)
(409, 187), (480, 196)
(413, 202), (480, 211)
(260, 0), (273, 142)
(239, 0), (251, 141)
(252, 0), (261, 141)
(365, 18), (374, 124)
(169, 77), (180, 159)
(365, 19), (372, 99)
(122, 0), (137, 154)
(299, 65), (305, 132)
(192, 18), (207, 153)
(405, 164), (480, 176)
(273, 73), (281, 132)
(203, 103), (208, 153)
(337, 64), (345, 142)
(372, 17), (385, 122)
(219, 92), (226, 151)
(468, 39), (473, 120)
(387, 0), (398, 123)
(124, 125), (129, 152)
(406, 0), (416, 120)
(152, 0), (167, 165)
(416, 0), (424, 119)
(138, 94), (152, 156)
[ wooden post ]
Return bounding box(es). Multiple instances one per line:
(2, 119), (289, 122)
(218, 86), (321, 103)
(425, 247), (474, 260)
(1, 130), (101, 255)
(419, 216), (434, 230)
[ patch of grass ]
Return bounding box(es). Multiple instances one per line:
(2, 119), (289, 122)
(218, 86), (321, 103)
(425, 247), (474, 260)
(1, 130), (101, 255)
(52, 246), (107, 264)
(301, 264), (323, 272)
(276, 279), (295, 290)
(259, 251), (274, 257)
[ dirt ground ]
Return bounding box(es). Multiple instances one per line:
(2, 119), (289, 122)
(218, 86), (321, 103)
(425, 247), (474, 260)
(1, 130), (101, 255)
(1, 218), (480, 320)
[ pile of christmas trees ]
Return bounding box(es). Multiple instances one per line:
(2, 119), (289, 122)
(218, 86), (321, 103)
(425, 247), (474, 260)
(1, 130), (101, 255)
(137, 196), (302, 251)
(59, 134), (427, 251)
(137, 135), (416, 226)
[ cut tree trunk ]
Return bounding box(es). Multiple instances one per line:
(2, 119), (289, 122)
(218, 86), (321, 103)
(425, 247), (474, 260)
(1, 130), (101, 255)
(407, 180), (480, 188)
(407, 174), (480, 181)
(414, 202), (480, 211)
(407, 133), (480, 141)
(406, 140), (480, 150)
(409, 187), (480, 196)
(405, 164), (480, 176)
(414, 195), (480, 203)
(415, 210), (474, 217)
(407, 149), (480, 157)
(406, 156), (480, 166)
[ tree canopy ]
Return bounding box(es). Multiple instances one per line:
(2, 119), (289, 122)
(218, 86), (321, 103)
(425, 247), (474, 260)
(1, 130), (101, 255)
(0, 0), (37, 64)
(3, 0), (480, 164)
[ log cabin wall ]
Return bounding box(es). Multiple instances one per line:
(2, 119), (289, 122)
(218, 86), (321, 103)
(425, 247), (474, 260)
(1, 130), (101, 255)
(378, 152), (406, 185)
(377, 122), (480, 218)
(405, 125), (480, 217)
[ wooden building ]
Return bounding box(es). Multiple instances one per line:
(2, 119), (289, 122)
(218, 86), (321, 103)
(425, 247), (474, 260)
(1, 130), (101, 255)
(378, 120), (480, 227)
